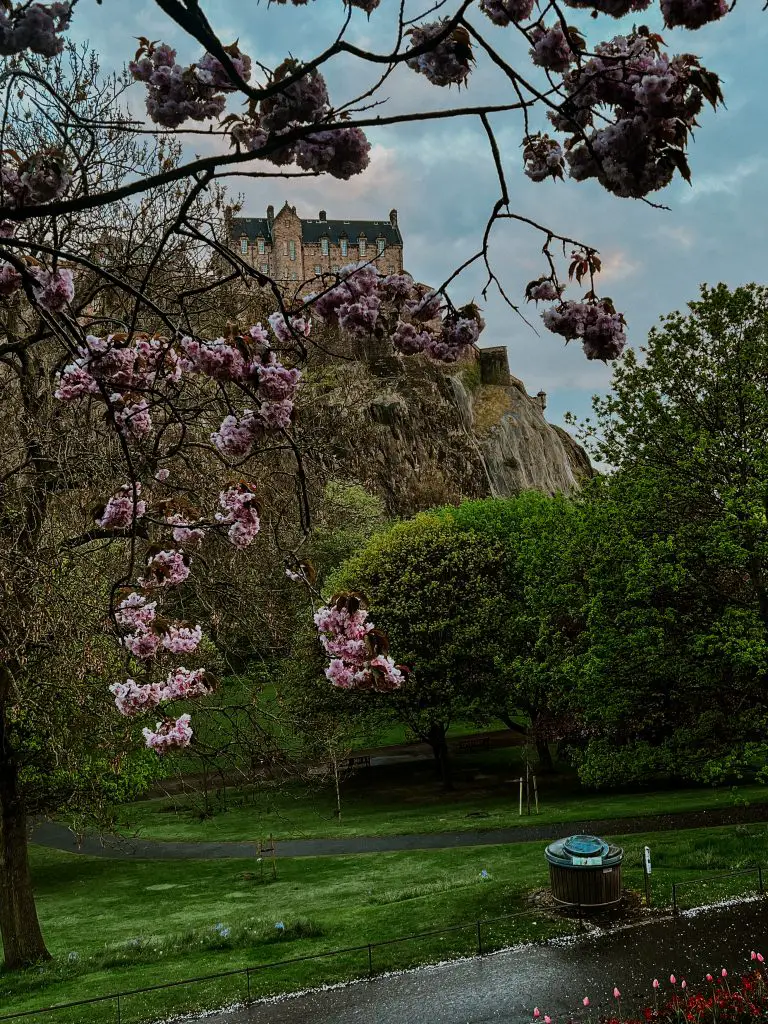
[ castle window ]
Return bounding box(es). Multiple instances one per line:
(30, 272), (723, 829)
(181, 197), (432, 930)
(340, 239), (348, 258)
(377, 238), (386, 255)
(332, 265), (339, 273)
(240, 238), (248, 254)
(314, 265), (321, 276)
(289, 240), (296, 261)
(291, 270), (298, 281)
(321, 238), (329, 256)
(261, 263), (268, 274)
(358, 236), (367, 257)
(258, 238), (265, 255)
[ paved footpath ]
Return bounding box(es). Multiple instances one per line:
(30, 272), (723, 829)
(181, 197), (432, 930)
(196, 901), (768, 1024)
(32, 804), (768, 860)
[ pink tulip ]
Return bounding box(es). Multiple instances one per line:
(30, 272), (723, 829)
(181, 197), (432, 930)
(583, 997), (590, 1007)
(545, 1017), (551, 1023)
(759, 954), (765, 964)
(670, 975), (676, 985)
(613, 988), (621, 999)
(681, 980), (687, 990)
(533, 1012), (540, 1020)
(752, 952), (757, 961)
(653, 979), (660, 989)
(722, 968), (728, 978)
(706, 974), (713, 982)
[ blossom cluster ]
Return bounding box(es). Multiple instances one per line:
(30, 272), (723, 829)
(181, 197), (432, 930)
(541, 298), (627, 361)
(660, 0), (728, 28)
(55, 326), (301, 458)
(0, 262), (74, 313)
(523, 134), (565, 183)
(406, 21), (474, 88)
(142, 714), (194, 754)
(314, 593), (407, 692)
(130, 41), (251, 129)
(110, 589), (209, 749)
(273, 0), (381, 8)
(97, 483), (147, 529)
(180, 332), (301, 457)
(549, 28), (723, 198)
(480, 0), (536, 25)
(111, 669), (209, 718)
(0, 2), (71, 58)
(216, 485), (261, 549)
(115, 593), (203, 661)
(309, 263), (485, 363)
(529, 24), (583, 74)
(0, 152), (74, 311)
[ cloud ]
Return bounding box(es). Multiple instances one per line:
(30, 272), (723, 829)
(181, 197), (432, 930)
(596, 250), (642, 284)
(681, 157), (767, 204)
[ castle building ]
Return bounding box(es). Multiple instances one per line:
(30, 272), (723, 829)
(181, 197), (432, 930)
(227, 201), (404, 293)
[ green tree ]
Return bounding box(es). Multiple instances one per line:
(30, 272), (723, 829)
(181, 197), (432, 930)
(331, 514), (506, 788)
(572, 284), (768, 785)
(432, 494), (590, 770)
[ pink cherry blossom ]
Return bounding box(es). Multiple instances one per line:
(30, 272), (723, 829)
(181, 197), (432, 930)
(96, 483), (146, 529)
(142, 714), (193, 753)
(162, 625), (203, 655)
(31, 267), (74, 312)
(0, 2), (71, 58)
(406, 19), (474, 88)
(217, 485), (261, 548)
(139, 549), (190, 588)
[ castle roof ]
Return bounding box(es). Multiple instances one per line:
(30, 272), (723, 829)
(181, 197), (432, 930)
(231, 216), (403, 246)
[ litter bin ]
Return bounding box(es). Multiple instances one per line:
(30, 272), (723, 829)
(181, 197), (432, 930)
(545, 834), (623, 909)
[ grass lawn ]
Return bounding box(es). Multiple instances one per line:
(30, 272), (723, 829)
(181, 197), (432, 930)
(10, 823), (768, 1024)
(114, 772), (768, 843)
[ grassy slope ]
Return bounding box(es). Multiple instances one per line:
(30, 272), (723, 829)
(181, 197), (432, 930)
(115, 779), (768, 843)
(11, 823), (768, 1023)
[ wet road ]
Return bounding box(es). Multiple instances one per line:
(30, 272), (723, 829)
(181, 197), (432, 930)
(194, 901), (768, 1024)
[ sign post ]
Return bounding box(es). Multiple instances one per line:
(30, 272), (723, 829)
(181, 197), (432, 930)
(643, 845), (652, 906)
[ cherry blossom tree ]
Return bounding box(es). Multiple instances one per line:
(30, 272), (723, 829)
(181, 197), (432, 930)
(0, 0), (749, 969)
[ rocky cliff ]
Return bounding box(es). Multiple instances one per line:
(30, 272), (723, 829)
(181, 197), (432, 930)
(300, 346), (593, 516)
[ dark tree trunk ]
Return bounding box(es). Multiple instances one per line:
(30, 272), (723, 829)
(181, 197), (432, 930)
(427, 723), (453, 791)
(0, 743), (50, 969)
(535, 739), (553, 772)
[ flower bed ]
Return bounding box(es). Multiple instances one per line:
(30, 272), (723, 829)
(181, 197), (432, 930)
(533, 954), (768, 1023)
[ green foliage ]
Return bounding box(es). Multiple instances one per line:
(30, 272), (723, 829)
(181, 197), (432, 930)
(331, 513), (507, 761)
(571, 283), (768, 787)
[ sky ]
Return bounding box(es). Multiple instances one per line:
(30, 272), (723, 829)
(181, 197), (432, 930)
(70, 0), (768, 431)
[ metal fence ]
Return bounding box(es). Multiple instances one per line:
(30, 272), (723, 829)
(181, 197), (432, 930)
(671, 865), (764, 915)
(4, 869), (767, 1024)
(0, 907), (561, 1024)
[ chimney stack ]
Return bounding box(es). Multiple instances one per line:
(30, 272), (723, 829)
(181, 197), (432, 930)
(389, 208), (398, 227)
(267, 204), (274, 226)
(319, 209), (326, 221)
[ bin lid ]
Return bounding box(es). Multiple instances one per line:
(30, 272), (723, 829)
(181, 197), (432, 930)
(545, 834), (624, 868)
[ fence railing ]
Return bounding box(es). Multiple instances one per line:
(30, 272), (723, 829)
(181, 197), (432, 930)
(4, 870), (767, 1024)
(671, 865), (764, 915)
(0, 907), (561, 1024)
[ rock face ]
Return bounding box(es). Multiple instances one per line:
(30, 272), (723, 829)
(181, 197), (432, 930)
(302, 346), (593, 516)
